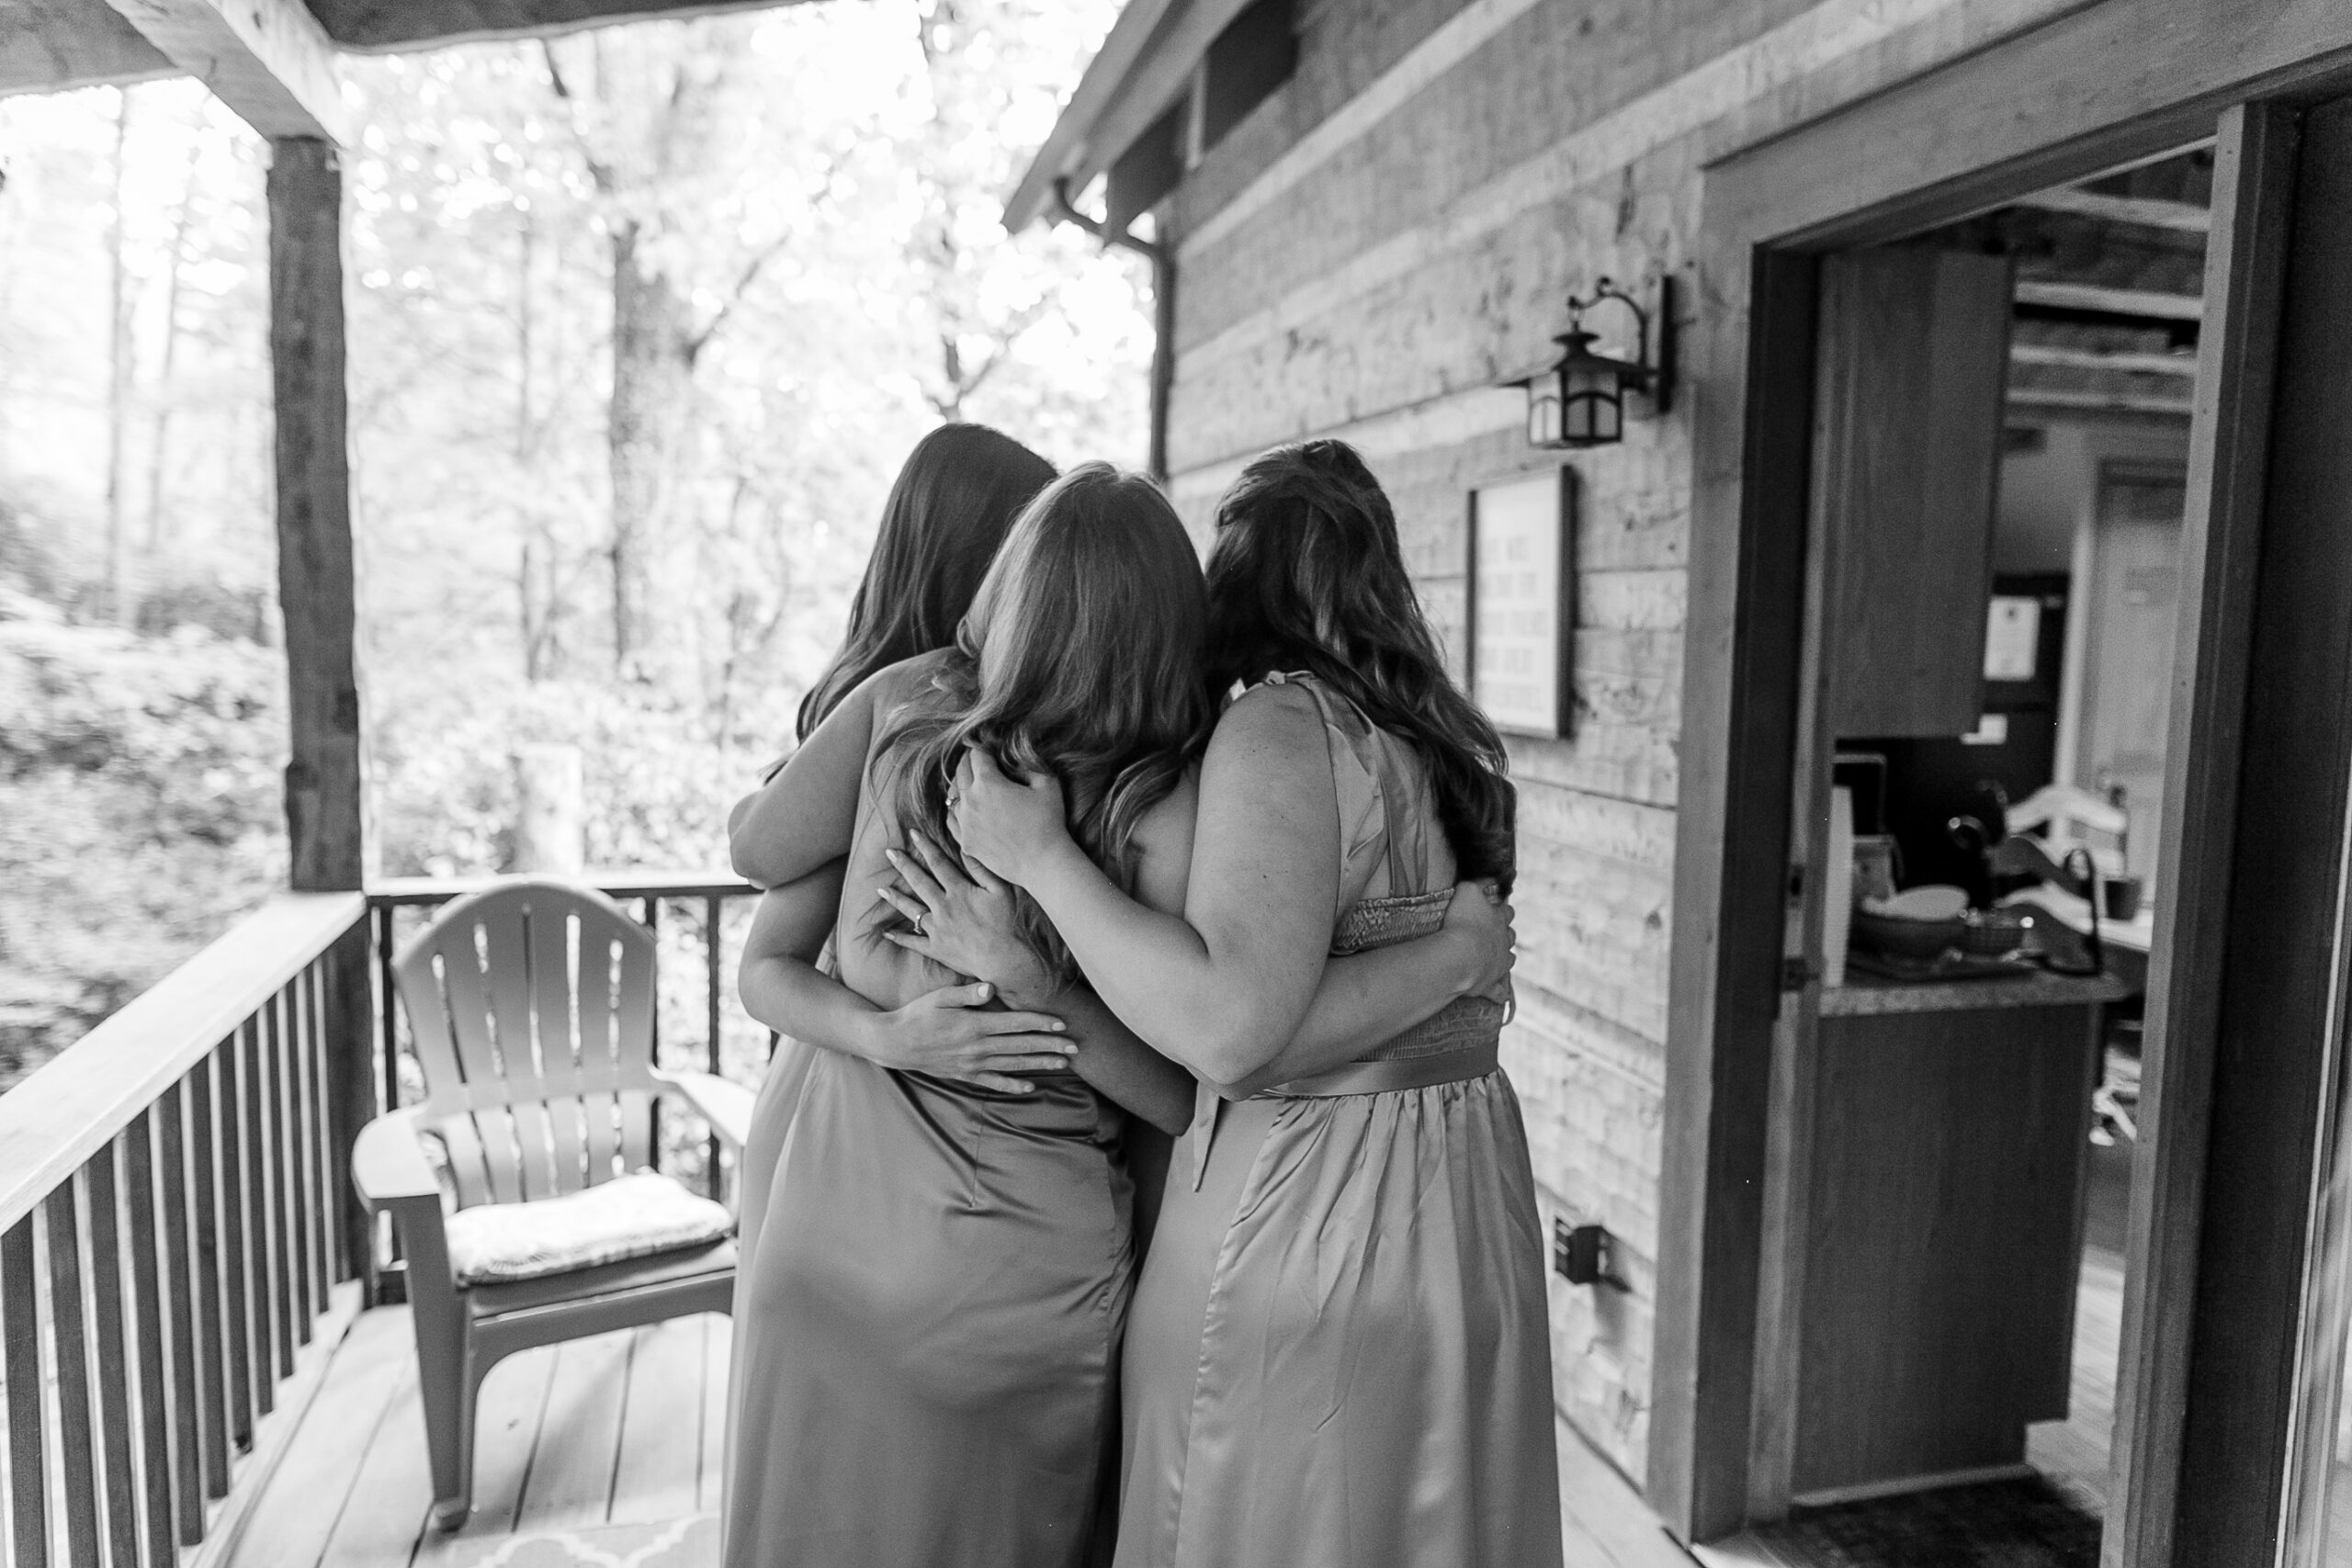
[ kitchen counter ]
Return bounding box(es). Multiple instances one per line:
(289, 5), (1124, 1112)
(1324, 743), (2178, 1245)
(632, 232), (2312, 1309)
(1819, 966), (2135, 1017)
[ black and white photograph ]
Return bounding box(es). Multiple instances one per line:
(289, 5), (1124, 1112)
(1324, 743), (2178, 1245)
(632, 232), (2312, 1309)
(2, 0), (2348, 1564)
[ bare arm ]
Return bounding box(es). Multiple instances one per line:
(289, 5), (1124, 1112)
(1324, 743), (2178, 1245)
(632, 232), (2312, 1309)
(736, 864), (1080, 1093)
(899, 842), (1514, 1108)
(948, 685), (1345, 1085)
(729, 678), (882, 889)
(877, 829), (1198, 1135)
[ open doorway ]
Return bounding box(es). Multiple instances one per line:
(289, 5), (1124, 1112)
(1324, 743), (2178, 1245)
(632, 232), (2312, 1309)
(1732, 144), (2213, 1567)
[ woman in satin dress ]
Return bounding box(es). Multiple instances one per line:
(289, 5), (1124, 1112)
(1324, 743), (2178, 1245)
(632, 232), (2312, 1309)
(946, 440), (1564, 1568)
(723, 423), (1062, 1275)
(721, 461), (1516, 1568)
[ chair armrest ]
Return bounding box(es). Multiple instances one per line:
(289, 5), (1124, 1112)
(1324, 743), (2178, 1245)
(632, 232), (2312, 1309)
(652, 1069), (754, 1152)
(353, 1109), (444, 1213)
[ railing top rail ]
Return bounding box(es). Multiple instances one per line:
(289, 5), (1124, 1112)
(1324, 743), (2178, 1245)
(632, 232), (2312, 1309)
(0, 890), (366, 1234)
(367, 870), (755, 907)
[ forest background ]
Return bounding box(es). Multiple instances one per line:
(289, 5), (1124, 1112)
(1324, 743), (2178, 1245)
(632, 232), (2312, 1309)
(0, 0), (1148, 1089)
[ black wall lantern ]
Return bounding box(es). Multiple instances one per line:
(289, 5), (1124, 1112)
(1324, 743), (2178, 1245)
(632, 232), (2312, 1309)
(1513, 275), (1675, 448)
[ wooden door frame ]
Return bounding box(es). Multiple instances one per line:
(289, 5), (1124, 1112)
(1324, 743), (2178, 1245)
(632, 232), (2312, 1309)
(1650, 0), (2352, 1550)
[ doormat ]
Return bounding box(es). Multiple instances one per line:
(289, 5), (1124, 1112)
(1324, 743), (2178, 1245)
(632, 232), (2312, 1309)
(1740, 1477), (2098, 1568)
(425, 1514), (717, 1568)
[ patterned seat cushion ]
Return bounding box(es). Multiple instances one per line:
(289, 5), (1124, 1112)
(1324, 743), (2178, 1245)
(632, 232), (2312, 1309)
(444, 1171), (733, 1287)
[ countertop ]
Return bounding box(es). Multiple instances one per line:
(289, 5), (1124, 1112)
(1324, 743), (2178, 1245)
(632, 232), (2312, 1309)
(1818, 965), (2136, 1017)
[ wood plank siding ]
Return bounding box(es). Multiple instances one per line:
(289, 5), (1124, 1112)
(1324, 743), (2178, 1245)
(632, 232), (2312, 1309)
(1148, 0), (2096, 1479)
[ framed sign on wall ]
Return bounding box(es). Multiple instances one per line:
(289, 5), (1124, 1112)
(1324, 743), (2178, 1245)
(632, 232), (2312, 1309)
(1467, 467), (1577, 739)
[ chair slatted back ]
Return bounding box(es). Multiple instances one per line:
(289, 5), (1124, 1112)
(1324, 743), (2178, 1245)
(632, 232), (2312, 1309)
(393, 880), (662, 1208)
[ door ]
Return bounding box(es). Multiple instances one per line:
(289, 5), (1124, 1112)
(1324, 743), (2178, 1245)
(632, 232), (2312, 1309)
(2075, 461), (2186, 886)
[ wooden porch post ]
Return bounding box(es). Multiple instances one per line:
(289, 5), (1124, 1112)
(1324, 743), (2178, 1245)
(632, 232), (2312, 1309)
(267, 136), (373, 1282)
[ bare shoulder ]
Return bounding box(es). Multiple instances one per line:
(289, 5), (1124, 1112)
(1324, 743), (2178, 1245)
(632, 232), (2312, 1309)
(1204, 680), (1331, 783)
(862, 649), (956, 713)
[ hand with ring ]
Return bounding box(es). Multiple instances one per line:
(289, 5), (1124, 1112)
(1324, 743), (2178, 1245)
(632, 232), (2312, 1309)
(877, 829), (1059, 1008)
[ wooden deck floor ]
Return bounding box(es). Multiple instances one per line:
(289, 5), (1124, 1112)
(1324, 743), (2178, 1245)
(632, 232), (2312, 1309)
(229, 1304), (1693, 1568)
(227, 1306), (729, 1568)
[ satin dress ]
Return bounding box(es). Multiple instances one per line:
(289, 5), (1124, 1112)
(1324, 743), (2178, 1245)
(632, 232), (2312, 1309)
(724, 664), (1137, 1568)
(1114, 673), (1563, 1568)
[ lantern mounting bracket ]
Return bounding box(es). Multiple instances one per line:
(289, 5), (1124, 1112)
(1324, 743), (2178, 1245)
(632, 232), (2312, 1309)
(1506, 273), (1678, 449)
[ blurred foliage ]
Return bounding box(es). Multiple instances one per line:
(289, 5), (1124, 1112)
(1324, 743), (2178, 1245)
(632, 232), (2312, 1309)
(0, 610), (288, 1089)
(0, 0), (1147, 1088)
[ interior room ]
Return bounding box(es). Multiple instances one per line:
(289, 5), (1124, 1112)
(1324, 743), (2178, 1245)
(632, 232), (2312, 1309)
(1736, 145), (2215, 1565)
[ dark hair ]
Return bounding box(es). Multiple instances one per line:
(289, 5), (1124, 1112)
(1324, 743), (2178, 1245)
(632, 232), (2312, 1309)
(1204, 439), (1517, 892)
(876, 464), (1214, 979)
(796, 423), (1057, 740)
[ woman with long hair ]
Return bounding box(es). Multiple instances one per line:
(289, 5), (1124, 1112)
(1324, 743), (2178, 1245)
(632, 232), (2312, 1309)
(724, 463), (1519, 1567)
(723, 423), (1061, 1272)
(945, 440), (1563, 1568)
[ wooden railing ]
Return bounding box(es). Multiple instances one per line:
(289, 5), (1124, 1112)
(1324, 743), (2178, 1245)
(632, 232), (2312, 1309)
(0, 870), (765, 1565)
(0, 893), (369, 1568)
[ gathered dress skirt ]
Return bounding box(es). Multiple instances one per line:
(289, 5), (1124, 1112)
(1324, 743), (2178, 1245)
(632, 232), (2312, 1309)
(724, 1043), (1135, 1568)
(1114, 1069), (1562, 1568)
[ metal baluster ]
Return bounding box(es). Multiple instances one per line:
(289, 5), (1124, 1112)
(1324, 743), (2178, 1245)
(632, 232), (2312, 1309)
(45, 1182), (102, 1566)
(123, 1110), (178, 1567)
(85, 1144), (140, 1568)
(4, 1214), (50, 1568)
(376, 902), (399, 1119)
(706, 893), (724, 1199)
(643, 896), (662, 1174)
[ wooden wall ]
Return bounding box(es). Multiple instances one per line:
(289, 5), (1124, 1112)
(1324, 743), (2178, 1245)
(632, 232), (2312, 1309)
(1154, 0), (2089, 1474)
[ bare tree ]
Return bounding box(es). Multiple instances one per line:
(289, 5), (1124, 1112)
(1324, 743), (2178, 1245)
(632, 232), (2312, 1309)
(104, 87), (135, 624)
(143, 121), (205, 554)
(543, 32), (793, 686)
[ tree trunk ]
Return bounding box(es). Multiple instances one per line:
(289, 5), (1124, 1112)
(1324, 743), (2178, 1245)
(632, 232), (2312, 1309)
(606, 219), (700, 682)
(145, 127), (204, 552)
(105, 88), (136, 626)
(514, 742), (586, 875)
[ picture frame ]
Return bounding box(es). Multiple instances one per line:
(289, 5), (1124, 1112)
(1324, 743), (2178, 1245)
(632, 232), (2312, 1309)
(1466, 466), (1577, 739)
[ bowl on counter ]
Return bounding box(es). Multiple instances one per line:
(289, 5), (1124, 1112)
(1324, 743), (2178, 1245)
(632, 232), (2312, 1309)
(1851, 885), (1970, 961)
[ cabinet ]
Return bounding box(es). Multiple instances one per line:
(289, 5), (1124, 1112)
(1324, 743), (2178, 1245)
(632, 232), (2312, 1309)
(1791, 991), (2104, 1498)
(1815, 248), (2015, 739)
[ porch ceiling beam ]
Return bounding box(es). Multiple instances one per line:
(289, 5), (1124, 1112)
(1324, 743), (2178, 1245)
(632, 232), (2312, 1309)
(2016, 187), (2211, 232)
(303, 0), (814, 52)
(2009, 342), (2199, 377)
(95, 0), (351, 143)
(2013, 278), (2205, 321)
(0, 0), (178, 96)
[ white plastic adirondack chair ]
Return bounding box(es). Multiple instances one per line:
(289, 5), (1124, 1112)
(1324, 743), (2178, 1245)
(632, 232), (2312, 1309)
(351, 880), (752, 1529)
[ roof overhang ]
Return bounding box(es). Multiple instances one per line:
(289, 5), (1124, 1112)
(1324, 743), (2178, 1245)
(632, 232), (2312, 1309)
(1005, 0), (1253, 232)
(1, 0), (811, 144)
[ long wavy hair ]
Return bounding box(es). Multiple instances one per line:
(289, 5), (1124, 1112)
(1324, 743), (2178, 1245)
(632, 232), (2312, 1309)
(1204, 439), (1517, 892)
(795, 423), (1057, 741)
(876, 463), (1214, 978)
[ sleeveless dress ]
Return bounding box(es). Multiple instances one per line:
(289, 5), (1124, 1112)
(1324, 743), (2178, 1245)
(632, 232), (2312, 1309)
(724, 660), (1136, 1568)
(1114, 673), (1563, 1568)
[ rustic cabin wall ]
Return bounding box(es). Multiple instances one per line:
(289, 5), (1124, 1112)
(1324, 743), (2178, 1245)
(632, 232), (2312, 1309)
(1150, 0), (2092, 1475)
